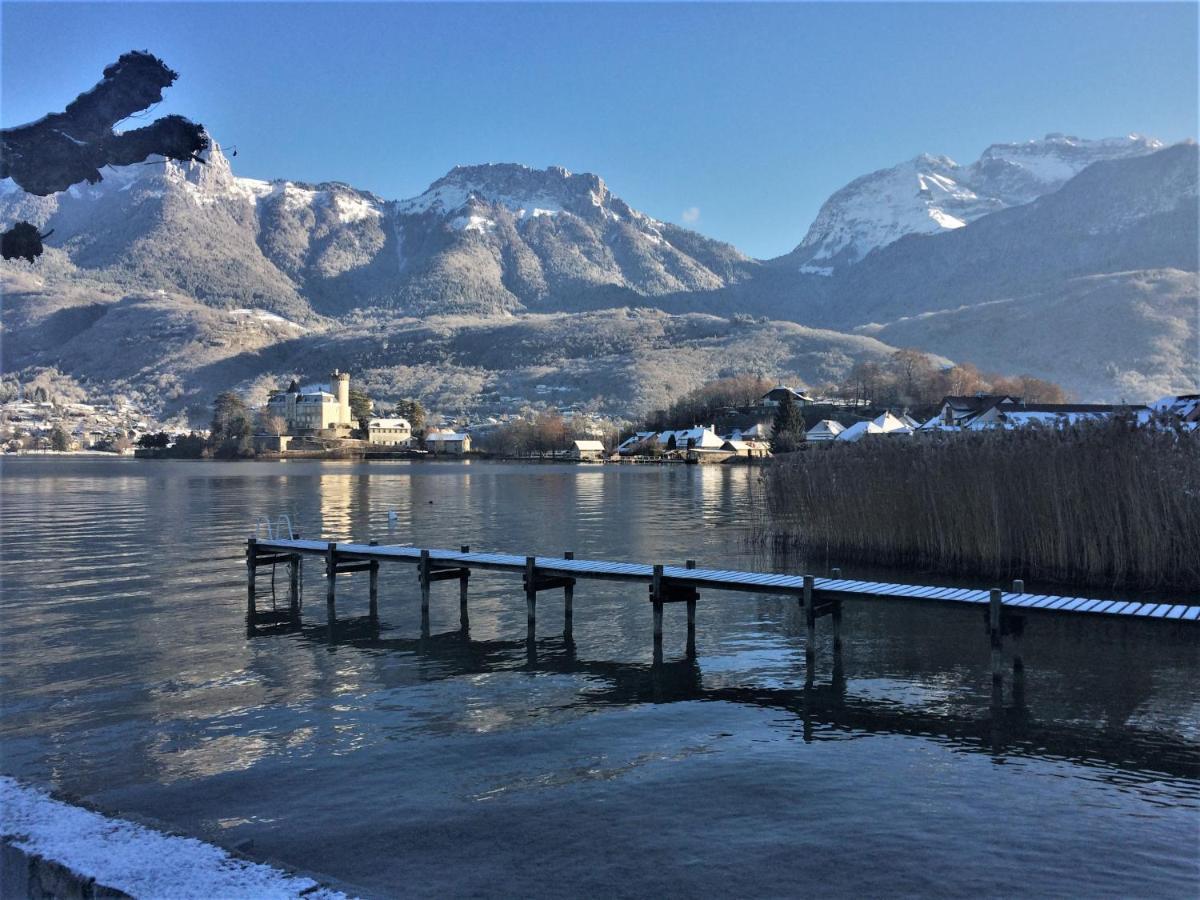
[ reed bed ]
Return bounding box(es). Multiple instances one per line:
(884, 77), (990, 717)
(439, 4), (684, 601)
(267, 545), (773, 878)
(760, 420), (1200, 592)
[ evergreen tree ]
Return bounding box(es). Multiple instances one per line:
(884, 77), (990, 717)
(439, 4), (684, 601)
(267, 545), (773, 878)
(771, 393), (806, 454)
(394, 398), (426, 435)
(348, 388), (373, 434)
(50, 425), (72, 452)
(210, 391), (252, 456)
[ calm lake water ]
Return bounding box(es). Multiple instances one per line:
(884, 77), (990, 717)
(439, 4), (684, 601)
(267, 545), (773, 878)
(1, 457), (1197, 898)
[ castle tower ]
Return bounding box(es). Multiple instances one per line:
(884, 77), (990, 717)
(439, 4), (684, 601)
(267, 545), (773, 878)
(331, 370), (351, 426)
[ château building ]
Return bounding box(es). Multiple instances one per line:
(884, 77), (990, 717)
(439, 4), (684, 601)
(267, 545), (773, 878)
(266, 370), (354, 436)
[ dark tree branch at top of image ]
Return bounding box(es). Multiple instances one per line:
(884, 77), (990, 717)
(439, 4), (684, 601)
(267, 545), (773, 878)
(1, 50), (207, 261)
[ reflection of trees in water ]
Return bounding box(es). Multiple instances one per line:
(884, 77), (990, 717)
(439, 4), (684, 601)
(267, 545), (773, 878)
(260, 618), (1199, 783)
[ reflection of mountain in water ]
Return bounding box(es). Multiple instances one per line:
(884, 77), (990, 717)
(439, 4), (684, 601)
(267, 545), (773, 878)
(279, 619), (1200, 783)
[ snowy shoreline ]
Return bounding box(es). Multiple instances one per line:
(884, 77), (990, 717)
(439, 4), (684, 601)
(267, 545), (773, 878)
(0, 777), (349, 899)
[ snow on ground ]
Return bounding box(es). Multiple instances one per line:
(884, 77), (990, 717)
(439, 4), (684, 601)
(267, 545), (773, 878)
(449, 214), (497, 233)
(229, 309), (304, 330)
(0, 777), (349, 900)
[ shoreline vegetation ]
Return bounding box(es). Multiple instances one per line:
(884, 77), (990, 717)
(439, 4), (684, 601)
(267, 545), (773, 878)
(759, 419), (1200, 593)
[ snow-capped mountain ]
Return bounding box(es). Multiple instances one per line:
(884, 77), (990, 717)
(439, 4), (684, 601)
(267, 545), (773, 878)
(1, 131), (1195, 412)
(791, 133), (1164, 272)
(390, 163), (754, 314)
(0, 146), (753, 318)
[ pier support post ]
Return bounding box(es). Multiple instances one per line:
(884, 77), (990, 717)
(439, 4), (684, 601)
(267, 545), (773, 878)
(685, 560), (697, 656)
(419, 549), (431, 615)
(459, 546), (471, 629)
(831, 567), (842, 579)
(246, 538), (257, 626)
(368, 540), (379, 623)
(325, 542), (337, 629)
(563, 552), (574, 636)
(1010, 581), (1026, 707)
(525, 556), (537, 628)
(651, 565), (665, 661)
(832, 599), (843, 653)
(803, 575), (816, 669)
(989, 588), (1004, 707)
(288, 553), (301, 620)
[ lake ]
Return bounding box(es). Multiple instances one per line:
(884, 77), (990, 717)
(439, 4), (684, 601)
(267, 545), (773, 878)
(1, 458), (1197, 897)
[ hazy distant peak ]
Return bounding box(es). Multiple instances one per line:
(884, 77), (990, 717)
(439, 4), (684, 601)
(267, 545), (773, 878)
(792, 132), (1165, 272)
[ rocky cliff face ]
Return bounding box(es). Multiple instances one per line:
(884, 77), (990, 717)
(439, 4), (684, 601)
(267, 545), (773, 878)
(0, 148), (755, 319)
(388, 163), (755, 315)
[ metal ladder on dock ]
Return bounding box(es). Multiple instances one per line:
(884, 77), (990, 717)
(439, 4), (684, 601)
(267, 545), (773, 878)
(246, 516), (303, 628)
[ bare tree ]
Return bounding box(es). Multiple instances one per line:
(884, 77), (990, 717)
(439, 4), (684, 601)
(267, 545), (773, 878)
(1, 51), (207, 261)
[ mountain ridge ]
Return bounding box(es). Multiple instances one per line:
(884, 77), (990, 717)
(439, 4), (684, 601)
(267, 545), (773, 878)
(1, 131), (1196, 418)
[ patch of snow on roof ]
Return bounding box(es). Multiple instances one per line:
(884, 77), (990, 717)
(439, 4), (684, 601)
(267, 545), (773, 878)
(0, 776), (347, 900)
(836, 421), (885, 441)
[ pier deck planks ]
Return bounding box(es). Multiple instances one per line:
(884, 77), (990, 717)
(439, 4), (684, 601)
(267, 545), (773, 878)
(252, 538), (1196, 624)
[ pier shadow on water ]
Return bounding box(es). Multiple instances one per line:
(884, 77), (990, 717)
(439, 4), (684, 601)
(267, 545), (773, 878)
(253, 613), (1200, 783)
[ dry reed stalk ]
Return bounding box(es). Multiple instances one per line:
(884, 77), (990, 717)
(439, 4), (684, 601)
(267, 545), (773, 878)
(760, 420), (1200, 591)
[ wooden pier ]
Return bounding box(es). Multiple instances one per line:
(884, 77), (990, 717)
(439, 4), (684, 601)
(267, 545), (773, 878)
(246, 536), (1197, 698)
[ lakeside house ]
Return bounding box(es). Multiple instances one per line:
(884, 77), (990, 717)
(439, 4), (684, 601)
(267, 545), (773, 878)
(836, 411), (915, 441)
(919, 394), (1162, 432)
(569, 439), (607, 461)
(977, 403), (1140, 430)
(1144, 393), (1200, 429)
(835, 420), (885, 441)
(921, 394), (1020, 430)
(806, 419), (846, 442)
(425, 431), (472, 455)
(616, 431), (658, 455)
(720, 438), (771, 458)
(654, 426), (724, 452)
(367, 417), (412, 447)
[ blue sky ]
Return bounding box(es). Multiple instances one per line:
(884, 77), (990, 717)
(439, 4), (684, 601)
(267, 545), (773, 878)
(2, 2), (1196, 257)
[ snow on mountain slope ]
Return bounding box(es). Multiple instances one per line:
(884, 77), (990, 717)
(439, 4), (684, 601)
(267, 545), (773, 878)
(395, 163), (671, 240)
(388, 163), (755, 313)
(792, 134), (1164, 272)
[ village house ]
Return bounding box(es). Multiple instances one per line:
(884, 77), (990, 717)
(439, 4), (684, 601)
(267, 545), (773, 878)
(975, 402), (1142, 430)
(616, 431), (658, 456)
(837, 411), (916, 441)
(1143, 394), (1200, 429)
(569, 439), (607, 461)
(920, 395), (1019, 431)
(759, 386), (815, 408)
(920, 395), (1152, 432)
(367, 417), (412, 447)
(654, 426), (724, 452)
(719, 438), (771, 459)
(728, 421), (772, 441)
(425, 431), (472, 455)
(806, 419), (846, 442)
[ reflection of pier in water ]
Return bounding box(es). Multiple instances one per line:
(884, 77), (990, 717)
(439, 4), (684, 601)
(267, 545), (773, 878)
(247, 536), (1199, 717)
(255, 616), (1200, 782)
